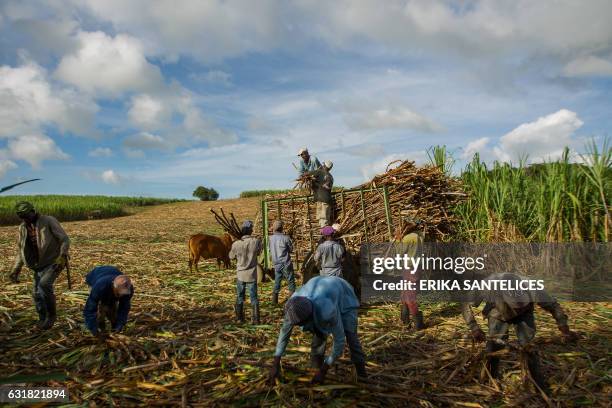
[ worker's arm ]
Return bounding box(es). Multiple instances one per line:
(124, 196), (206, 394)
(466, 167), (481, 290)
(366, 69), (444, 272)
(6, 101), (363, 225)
(113, 290), (133, 331)
(325, 315), (346, 365)
(229, 243), (236, 260)
(461, 303), (486, 342)
(536, 294), (577, 340)
(83, 288), (101, 335)
(273, 317), (294, 358)
(9, 230), (24, 282)
(48, 216), (70, 256)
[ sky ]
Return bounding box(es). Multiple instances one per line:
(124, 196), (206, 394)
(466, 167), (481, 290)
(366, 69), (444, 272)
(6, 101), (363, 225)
(0, 0), (611, 199)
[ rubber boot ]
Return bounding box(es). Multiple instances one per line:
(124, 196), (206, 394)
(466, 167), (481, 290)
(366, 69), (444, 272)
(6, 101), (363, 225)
(486, 341), (502, 380)
(235, 303), (245, 323)
(272, 292), (279, 305)
(40, 294), (56, 330)
(400, 304), (410, 325)
(35, 296), (47, 327)
(525, 351), (550, 395)
(413, 311), (425, 330)
(355, 362), (368, 380)
(310, 354), (324, 369)
(252, 303), (260, 325)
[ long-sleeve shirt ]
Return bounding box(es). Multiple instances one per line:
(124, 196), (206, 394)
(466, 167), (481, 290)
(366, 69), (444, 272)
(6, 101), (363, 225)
(461, 272), (569, 332)
(83, 266), (134, 335)
(229, 235), (262, 282)
(314, 240), (345, 277)
(269, 232), (293, 267)
(12, 214), (70, 273)
(274, 276), (359, 365)
(298, 156), (321, 174)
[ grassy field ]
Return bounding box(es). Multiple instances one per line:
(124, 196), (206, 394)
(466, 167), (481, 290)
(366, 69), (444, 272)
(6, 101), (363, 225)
(0, 195), (185, 225)
(0, 198), (609, 407)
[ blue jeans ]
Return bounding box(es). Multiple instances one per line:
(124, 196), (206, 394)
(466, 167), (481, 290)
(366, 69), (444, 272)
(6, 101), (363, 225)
(236, 280), (258, 306)
(273, 263), (296, 294)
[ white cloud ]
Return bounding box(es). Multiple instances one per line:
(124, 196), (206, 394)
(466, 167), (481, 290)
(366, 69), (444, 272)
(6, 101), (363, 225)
(123, 132), (169, 151)
(101, 169), (121, 184)
(54, 31), (163, 96)
(7, 134), (69, 168)
(128, 93), (169, 129)
(344, 105), (443, 133)
(0, 160), (17, 178)
(0, 61), (97, 138)
(563, 55), (612, 77)
(461, 137), (490, 160)
(494, 109), (583, 163)
(88, 147), (113, 157)
(344, 144), (385, 157)
(190, 70), (232, 85)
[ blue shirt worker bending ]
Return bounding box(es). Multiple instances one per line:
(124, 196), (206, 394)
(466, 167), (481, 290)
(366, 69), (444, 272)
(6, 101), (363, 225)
(269, 220), (296, 305)
(84, 266), (134, 336)
(269, 276), (367, 385)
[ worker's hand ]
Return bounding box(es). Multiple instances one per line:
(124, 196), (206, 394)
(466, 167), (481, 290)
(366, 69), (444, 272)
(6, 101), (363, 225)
(311, 362), (330, 385)
(471, 328), (486, 343)
(559, 325), (579, 342)
(54, 254), (68, 267)
(268, 356), (282, 386)
(8, 270), (20, 283)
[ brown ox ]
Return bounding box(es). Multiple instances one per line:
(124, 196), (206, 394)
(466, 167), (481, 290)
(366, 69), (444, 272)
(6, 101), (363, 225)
(188, 233), (233, 272)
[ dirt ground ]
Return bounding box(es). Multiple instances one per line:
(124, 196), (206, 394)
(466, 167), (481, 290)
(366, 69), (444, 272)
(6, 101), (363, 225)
(0, 199), (609, 407)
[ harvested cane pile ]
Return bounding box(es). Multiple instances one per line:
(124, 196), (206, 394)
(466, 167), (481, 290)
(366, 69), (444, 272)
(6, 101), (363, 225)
(261, 160), (465, 260)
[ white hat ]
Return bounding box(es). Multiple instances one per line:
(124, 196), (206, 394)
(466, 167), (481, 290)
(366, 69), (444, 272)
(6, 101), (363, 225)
(298, 147), (309, 156)
(324, 160), (333, 169)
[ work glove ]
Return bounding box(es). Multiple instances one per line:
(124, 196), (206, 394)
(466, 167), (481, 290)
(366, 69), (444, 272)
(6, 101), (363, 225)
(54, 254), (68, 268)
(268, 356), (282, 386)
(8, 270), (20, 283)
(311, 362), (330, 385)
(471, 327), (486, 343)
(559, 325), (579, 342)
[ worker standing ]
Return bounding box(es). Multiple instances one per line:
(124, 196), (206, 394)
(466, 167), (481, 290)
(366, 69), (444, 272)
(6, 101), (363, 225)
(269, 220), (296, 305)
(462, 272), (579, 394)
(314, 226), (345, 277)
(229, 220), (263, 324)
(313, 161), (334, 227)
(297, 147), (321, 175)
(9, 201), (70, 330)
(83, 266), (134, 336)
(268, 275), (367, 385)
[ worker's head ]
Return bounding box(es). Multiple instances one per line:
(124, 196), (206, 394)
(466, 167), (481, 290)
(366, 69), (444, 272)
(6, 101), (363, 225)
(298, 147), (310, 161)
(272, 220), (283, 233)
(323, 160), (333, 171)
(321, 225), (335, 240)
(241, 220), (254, 236)
(15, 201), (36, 222)
(113, 275), (132, 297)
(284, 296), (313, 325)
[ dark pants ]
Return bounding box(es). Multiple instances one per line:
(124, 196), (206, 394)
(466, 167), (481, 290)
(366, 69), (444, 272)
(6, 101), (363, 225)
(273, 263), (296, 294)
(97, 302), (118, 332)
(32, 265), (59, 320)
(486, 312), (547, 390)
(236, 280), (258, 306)
(311, 329), (366, 365)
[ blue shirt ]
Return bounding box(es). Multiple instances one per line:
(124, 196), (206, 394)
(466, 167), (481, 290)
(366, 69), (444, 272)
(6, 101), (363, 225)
(269, 232), (293, 267)
(83, 266), (134, 334)
(298, 156), (321, 174)
(274, 276), (360, 365)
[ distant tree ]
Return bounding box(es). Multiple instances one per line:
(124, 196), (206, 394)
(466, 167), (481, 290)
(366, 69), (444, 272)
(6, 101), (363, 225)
(193, 186), (219, 201)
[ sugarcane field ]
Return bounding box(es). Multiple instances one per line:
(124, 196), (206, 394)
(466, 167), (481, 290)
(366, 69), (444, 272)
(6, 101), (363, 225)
(1, 2), (612, 407)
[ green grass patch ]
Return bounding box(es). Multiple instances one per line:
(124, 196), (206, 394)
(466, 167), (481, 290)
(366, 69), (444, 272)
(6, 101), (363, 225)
(0, 195), (185, 225)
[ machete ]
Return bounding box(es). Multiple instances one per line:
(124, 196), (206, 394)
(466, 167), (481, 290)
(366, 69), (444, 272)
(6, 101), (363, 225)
(0, 178), (41, 193)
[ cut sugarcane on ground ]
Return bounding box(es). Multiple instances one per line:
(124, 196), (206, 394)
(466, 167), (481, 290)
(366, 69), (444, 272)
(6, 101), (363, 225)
(0, 198), (610, 406)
